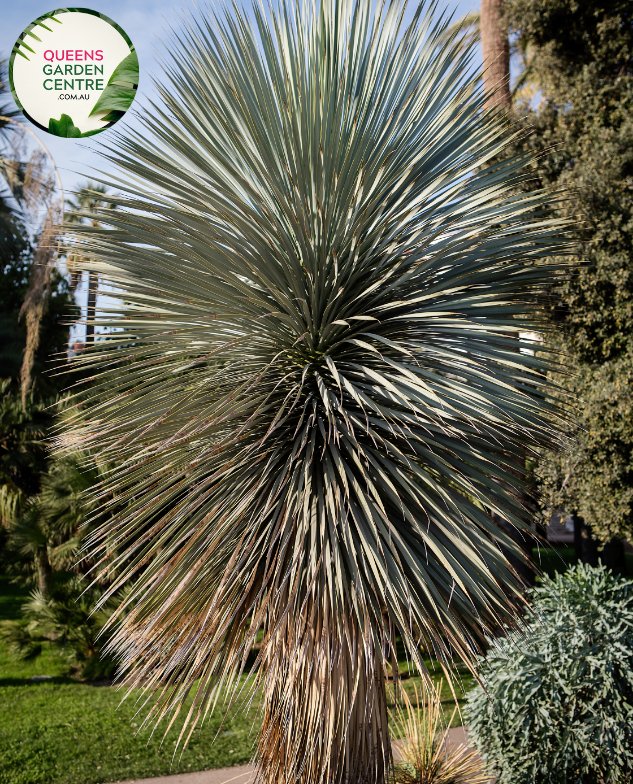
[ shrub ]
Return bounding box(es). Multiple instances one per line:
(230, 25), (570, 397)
(0, 579), (118, 680)
(466, 563), (633, 784)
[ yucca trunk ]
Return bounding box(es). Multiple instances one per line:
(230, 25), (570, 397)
(259, 605), (389, 784)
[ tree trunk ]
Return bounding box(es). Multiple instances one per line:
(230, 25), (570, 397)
(37, 549), (52, 595)
(573, 513), (583, 564)
(480, 0), (511, 110)
(579, 520), (599, 567)
(600, 538), (627, 576)
(258, 603), (390, 784)
(19, 203), (62, 406)
(86, 270), (98, 343)
(573, 517), (626, 574)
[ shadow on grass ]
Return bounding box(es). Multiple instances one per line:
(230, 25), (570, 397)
(0, 675), (78, 687)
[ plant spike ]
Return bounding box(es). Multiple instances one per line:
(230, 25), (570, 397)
(61, 1), (568, 783)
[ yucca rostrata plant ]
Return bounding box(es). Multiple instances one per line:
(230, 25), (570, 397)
(62, 0), (567, 782)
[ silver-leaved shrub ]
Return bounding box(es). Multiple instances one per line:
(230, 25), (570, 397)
(466, 563), (633, 784)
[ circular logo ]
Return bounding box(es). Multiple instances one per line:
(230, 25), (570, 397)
(9, 9), (138, 138)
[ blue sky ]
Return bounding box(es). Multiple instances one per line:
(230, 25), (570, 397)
(3, 0), (480, 197)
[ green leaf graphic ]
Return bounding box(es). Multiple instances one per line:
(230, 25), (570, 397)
(48, 114), (82, 138)
(90, 83), (136, 116)
(101, 110), (125, 122)
(89, 50), (138, 118)
(12, 12), (62, 63)
(108, 49), (139, 85)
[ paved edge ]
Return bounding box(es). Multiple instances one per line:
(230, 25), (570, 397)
(119, 763), (256, 784)
(119, 728), (471, 784)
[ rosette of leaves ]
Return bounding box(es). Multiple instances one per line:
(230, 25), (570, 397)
(466, 564), (633, 784)
(61, 1), (568, 783)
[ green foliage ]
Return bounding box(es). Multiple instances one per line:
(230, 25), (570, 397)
(90, 50), (138, 121)
(0, 209), (28, 272)
(0, 175), (78, 521)
(0, 61), (29, 274)
(0, 575), (30, 623)
(0, 259), (75, 397)
(504, 0), (633, 542)
(0, 451), (121, 679)
(0, 382), (49, 508)
(507, 0), (632, 82)
(466, 563), (633, 784)
(0, 581), (119, 680)
(48, 114), (82, 138)
(2, 454), (99, 580)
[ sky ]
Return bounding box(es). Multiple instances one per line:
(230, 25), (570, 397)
(2, 0), (479, 341)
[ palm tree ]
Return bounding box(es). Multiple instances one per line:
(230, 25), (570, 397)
(0, 56), (30, 271)
(62, 1), (568, 782)
(64, 183), (113, 344)
(3, 452), (99, 592)
(1, 57), (67, 405)
(481, 0), (511, 109)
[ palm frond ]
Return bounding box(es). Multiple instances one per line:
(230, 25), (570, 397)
(60, 1), (568, 782)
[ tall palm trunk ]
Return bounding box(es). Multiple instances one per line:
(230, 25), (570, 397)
(481, 0), (511, 110)
(481, 4), (533, 584)
(85, 271), (98, 343)
(37, 548), (52, 595)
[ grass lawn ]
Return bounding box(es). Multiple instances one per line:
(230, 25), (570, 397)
(0, 679), (259, 784)
(0, 576), (261, 784)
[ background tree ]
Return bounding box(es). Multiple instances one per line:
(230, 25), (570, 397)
(65, 183), (114, 344)
(502, 1), (633, 562)
(0, 57), (120, 681)
(0, 453), (121, 680)
(481, 0), (511, 109)
(465, 3), (538, 586)
(0, 107), (66, 406)
(0, 58), (74, 532)
(62, 2), (568, 782)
